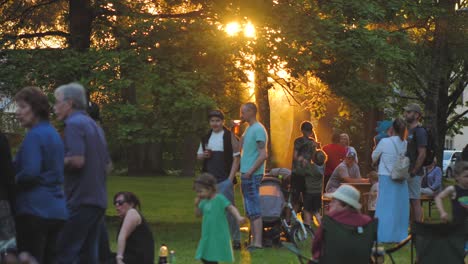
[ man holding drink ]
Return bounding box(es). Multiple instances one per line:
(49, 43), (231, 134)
(197, 109), (242, 249)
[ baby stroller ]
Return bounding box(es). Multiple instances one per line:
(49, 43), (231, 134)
(259, 170), (288, 247)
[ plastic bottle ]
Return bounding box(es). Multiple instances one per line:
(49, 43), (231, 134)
(169, 250), (176, 264)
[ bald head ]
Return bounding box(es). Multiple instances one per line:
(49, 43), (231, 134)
(240, 102), (258, 123)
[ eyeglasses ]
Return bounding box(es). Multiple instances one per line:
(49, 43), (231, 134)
(114, 200), (126, 206)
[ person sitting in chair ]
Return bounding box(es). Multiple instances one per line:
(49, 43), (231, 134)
(312, 185), (372, 260)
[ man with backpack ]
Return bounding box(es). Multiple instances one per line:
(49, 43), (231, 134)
(404, 103), (430, 222)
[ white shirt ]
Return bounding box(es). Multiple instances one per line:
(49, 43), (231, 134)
(372, 136), (407, 176)
(196, 130), (240, 157)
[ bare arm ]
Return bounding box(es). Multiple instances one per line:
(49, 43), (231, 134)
(116, 209), (141, 262)
(341, 177), (369, 183)
(64, 156), (85, 169)
(194, 197), (202, 217)
(435, 186), (455, 222)
(227, 205), (246, 224)
(412, 147), (427, 175)
(228, 134), (240, 182)
(244, 141), (268, 178)
(196, 143), (206, 160)
(106, 161), (113, 175)
(339, 166), (368, 183)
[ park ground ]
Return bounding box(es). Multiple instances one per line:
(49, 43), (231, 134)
(105, 175), (448, 264)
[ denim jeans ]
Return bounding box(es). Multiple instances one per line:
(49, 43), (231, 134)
(56, 205), (105, 264)
(241, 174), (263, 219)
(217, 178), (240, 242)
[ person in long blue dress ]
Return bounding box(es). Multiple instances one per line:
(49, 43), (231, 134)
(372, 118), (409, 243)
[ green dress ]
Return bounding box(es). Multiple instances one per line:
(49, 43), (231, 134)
(195, 194), (234, 262)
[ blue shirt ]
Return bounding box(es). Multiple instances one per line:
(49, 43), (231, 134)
(15, 121), (68, 220)
(423, 166), (442, 192)
(64, 111), (109, 209)
(240, 122), (267, 175)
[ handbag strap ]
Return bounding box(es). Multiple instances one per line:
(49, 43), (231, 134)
(389, 137), (403, 157)
(381, 137), (401, 173)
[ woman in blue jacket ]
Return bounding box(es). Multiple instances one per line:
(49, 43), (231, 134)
(14, 87), (67, 263)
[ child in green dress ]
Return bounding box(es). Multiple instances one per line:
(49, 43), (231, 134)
(194, 173), (246, 264)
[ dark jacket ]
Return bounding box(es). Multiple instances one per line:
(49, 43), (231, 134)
(0, 132), (15, 204)
(201, 127), (236, 183)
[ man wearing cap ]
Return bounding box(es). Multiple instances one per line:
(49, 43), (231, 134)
(404, 103), (427, 222)
(312, 185), (372, 260)
(325, 152), (368, 193)
(197, 109), (241, 249)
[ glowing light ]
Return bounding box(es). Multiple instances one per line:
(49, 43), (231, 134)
(244, 22), (256, 38)
(225, 22), (241, 36)
(247, 70), (255, 99)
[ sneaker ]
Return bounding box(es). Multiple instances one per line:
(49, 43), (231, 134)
(233, 241), (241, 250)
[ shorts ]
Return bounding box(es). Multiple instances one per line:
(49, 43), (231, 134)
(241, 174), (263, 219)
(408, 175), (422, 199)
(303, 193), (321, 213)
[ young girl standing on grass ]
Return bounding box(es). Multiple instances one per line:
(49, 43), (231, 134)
(194, 173), (245, 264)
(435, 161), (468, 223)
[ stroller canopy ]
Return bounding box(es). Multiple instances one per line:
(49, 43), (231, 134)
(260, 177), (285, 221)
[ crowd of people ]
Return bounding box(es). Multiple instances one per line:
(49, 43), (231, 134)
(1, 81), (467, 264)
(0, 84), (154, 264)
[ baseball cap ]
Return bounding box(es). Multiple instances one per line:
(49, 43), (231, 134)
(346, 151), (357, 159)
(404, 103), (423, 115)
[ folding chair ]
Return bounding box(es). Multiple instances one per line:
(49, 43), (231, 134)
(283, 215), (380, 264)
(410, 221), (467, 264)
(319, 215), (378, 264)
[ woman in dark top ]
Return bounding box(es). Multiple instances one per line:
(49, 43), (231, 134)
(13, 87), (68, 263)
(114, 191), (154, 264)
(0, 130), (16, 250)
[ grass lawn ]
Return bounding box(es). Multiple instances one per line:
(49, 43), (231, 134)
(105, 175), (446, 264)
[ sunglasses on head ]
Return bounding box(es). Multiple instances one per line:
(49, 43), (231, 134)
(114, 200), (126, 206)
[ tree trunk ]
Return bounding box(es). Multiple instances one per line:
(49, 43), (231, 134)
(425, 0), (452, 167)
(69, 0), (93, 51)
(362, 108), (383, 175)
(255, 62), (272, 169)
(180, 134), (200, 177)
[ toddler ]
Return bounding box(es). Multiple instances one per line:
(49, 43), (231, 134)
(194, 173), (245, 264)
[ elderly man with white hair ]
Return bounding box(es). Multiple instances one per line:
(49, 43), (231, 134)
(53, 83), (111, 264)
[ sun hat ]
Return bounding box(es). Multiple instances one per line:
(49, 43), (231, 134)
(403, 103), (423, 115)
(325, 185), (361, 210)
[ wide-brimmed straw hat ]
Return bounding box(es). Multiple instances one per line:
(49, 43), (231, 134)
(325, 185), (361, 210)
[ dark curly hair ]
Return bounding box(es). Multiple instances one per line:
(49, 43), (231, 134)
(113, 191), (141, 210)
(14, 86), (50, 121)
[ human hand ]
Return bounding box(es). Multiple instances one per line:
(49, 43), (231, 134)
(194, 197), (201, 206)
(440, 211), (449, 222)
(243, 171), (252, 179)
(239, 216), (247, 225)
(116, 255), (125, 264)
(203, 150), (212, 159)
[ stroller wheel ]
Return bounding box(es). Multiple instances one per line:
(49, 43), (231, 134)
(291, 224), (314, 259)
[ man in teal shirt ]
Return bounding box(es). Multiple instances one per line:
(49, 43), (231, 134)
(240, 102), (268, 251)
